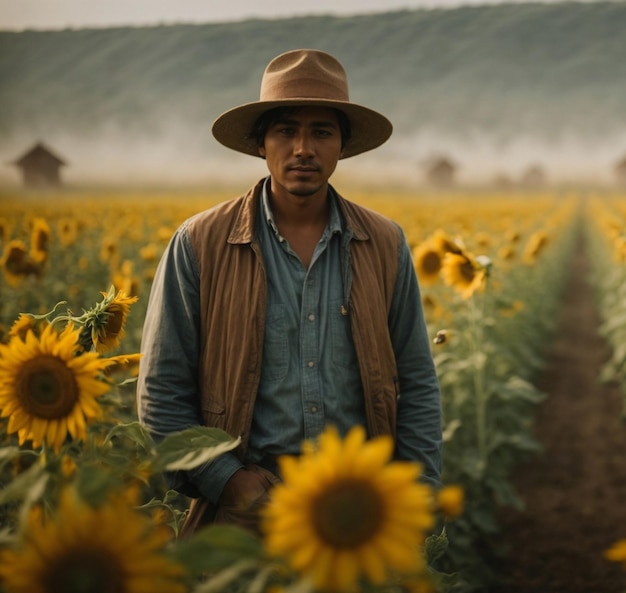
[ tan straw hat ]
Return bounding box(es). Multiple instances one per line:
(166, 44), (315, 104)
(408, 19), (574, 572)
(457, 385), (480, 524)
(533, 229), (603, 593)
(211, 49), (393, 159)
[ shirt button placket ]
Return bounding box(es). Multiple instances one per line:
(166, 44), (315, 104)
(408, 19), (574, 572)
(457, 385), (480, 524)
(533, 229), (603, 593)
(302, 267), (323, 437)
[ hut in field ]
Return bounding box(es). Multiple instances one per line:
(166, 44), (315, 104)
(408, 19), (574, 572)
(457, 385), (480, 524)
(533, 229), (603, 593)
(492, 173), (514, 190)
(615, 155), (626, 187)
(11, 142), (67, 188)
(519, 164), (547, 189)
(425, 156), (457, 188)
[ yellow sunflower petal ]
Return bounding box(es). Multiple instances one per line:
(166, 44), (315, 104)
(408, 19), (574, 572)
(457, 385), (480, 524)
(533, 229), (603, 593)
(0, 487), (186, 593)
(262, 425), (436, 591)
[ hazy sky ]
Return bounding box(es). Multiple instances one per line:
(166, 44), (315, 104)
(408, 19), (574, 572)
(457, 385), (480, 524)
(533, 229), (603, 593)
(0, 0), (585, 30)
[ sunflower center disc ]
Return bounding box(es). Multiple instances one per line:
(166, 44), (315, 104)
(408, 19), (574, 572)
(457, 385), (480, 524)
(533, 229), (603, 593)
(17, 355), (79, 418)
(45, 550), (124, 593)
(312, 479), (384, 548)
(460, 260), (476, 282)
(423, 251), (441, 274)
(104, 309), (124, 337)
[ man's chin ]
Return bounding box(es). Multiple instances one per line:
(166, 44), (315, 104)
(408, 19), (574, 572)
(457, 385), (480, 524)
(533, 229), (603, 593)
(287, 184), (322, 197)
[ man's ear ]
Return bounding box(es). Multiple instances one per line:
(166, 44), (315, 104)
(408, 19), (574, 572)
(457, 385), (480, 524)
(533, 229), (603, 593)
(258, 145), (266, 159)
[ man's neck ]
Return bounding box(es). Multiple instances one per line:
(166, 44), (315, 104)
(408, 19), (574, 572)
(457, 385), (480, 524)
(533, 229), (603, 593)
(269, 186), (330, 230)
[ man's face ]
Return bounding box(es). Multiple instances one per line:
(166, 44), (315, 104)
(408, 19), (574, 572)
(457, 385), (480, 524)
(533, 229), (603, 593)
(258, 106), (344, 199)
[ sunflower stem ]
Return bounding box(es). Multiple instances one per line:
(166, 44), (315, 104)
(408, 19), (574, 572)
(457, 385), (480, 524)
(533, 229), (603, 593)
(469, 286), (489, 476)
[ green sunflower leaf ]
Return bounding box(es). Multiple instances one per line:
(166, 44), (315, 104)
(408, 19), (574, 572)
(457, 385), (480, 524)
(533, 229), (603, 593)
(172, 524), (263, 576)
(154, 426), (240, 471)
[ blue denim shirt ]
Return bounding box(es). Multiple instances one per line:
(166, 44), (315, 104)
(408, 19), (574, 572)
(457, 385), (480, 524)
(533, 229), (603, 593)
(246, 180), (366, 464)
(138, 178), (442, 504)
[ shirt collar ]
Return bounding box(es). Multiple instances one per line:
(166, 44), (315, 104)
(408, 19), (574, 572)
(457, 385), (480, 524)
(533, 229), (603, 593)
(261, 177), (279, 236)
(261, 176), (343, 239)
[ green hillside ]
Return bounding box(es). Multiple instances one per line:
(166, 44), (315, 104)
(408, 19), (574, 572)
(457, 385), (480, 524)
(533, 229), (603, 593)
(1, 2), (625, 183)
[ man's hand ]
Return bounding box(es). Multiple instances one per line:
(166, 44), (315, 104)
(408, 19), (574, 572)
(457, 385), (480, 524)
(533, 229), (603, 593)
(214, 464), (281, 535)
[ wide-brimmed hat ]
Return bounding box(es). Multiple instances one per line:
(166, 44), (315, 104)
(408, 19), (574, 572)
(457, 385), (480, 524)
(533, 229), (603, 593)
(211, 49), (393, 159)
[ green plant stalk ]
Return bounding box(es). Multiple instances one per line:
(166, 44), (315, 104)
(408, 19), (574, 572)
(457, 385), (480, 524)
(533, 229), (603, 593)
(469, 285), (489, 474)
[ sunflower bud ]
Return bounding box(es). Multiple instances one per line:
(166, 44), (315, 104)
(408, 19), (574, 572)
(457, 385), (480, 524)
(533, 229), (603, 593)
(433, 329), (449, 345)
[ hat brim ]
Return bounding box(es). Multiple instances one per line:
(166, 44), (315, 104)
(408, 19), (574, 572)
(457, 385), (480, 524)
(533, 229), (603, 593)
(211, 99), (393, 159)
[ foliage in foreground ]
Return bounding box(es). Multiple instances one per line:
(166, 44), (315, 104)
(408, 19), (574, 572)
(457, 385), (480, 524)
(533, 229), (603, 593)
(0, 287), (460, 593)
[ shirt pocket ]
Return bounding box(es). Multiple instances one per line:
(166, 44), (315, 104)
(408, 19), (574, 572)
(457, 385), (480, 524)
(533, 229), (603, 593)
(261, 303), (289, 381)
(330, 298), (359, 370)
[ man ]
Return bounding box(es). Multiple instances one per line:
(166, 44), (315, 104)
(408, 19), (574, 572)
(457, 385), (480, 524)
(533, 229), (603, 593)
(137, 49), (442, 536)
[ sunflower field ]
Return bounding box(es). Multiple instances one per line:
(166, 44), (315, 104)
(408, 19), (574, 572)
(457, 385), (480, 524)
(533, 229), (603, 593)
(1, 186), (625, 593)
(584, 195), (626, 580)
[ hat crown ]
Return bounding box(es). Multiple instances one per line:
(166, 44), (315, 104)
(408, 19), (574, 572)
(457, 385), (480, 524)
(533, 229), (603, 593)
(259, 49), (350, 103)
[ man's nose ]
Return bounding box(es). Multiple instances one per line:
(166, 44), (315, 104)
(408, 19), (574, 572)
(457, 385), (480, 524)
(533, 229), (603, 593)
(293, 131), (314, 157)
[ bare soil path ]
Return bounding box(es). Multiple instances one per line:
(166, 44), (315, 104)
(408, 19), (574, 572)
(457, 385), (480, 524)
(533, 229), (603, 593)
(493, 233), (626, 593)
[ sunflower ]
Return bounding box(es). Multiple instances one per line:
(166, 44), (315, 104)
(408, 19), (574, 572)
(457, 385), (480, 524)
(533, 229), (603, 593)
(421, 294), (444, 321)
(139, 243), (159, 261)
(522, 231), (549, 264)
(473, 232), (492, 249)
(57, 218), (79, 247)
(440, 251), (487, 299)
(8, 314), (40, 340)
(99, 236), (118, 264)
(262, 425), (435, 592)
(497, 245), (516, 262)
(437, 485), (464, 519)
(112, 262), (140, 302)
(29, 217), (51, 264)
(79, 286), (139, 353)
(0, 488), (186, 593)
(412, 240), (443, 285)
(1, 240), (41, 287)
(432, 229), (464, 256)
(0, 323), (112, 452)
(156, 226), (174, 241)
(505, 228), (520, 243)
